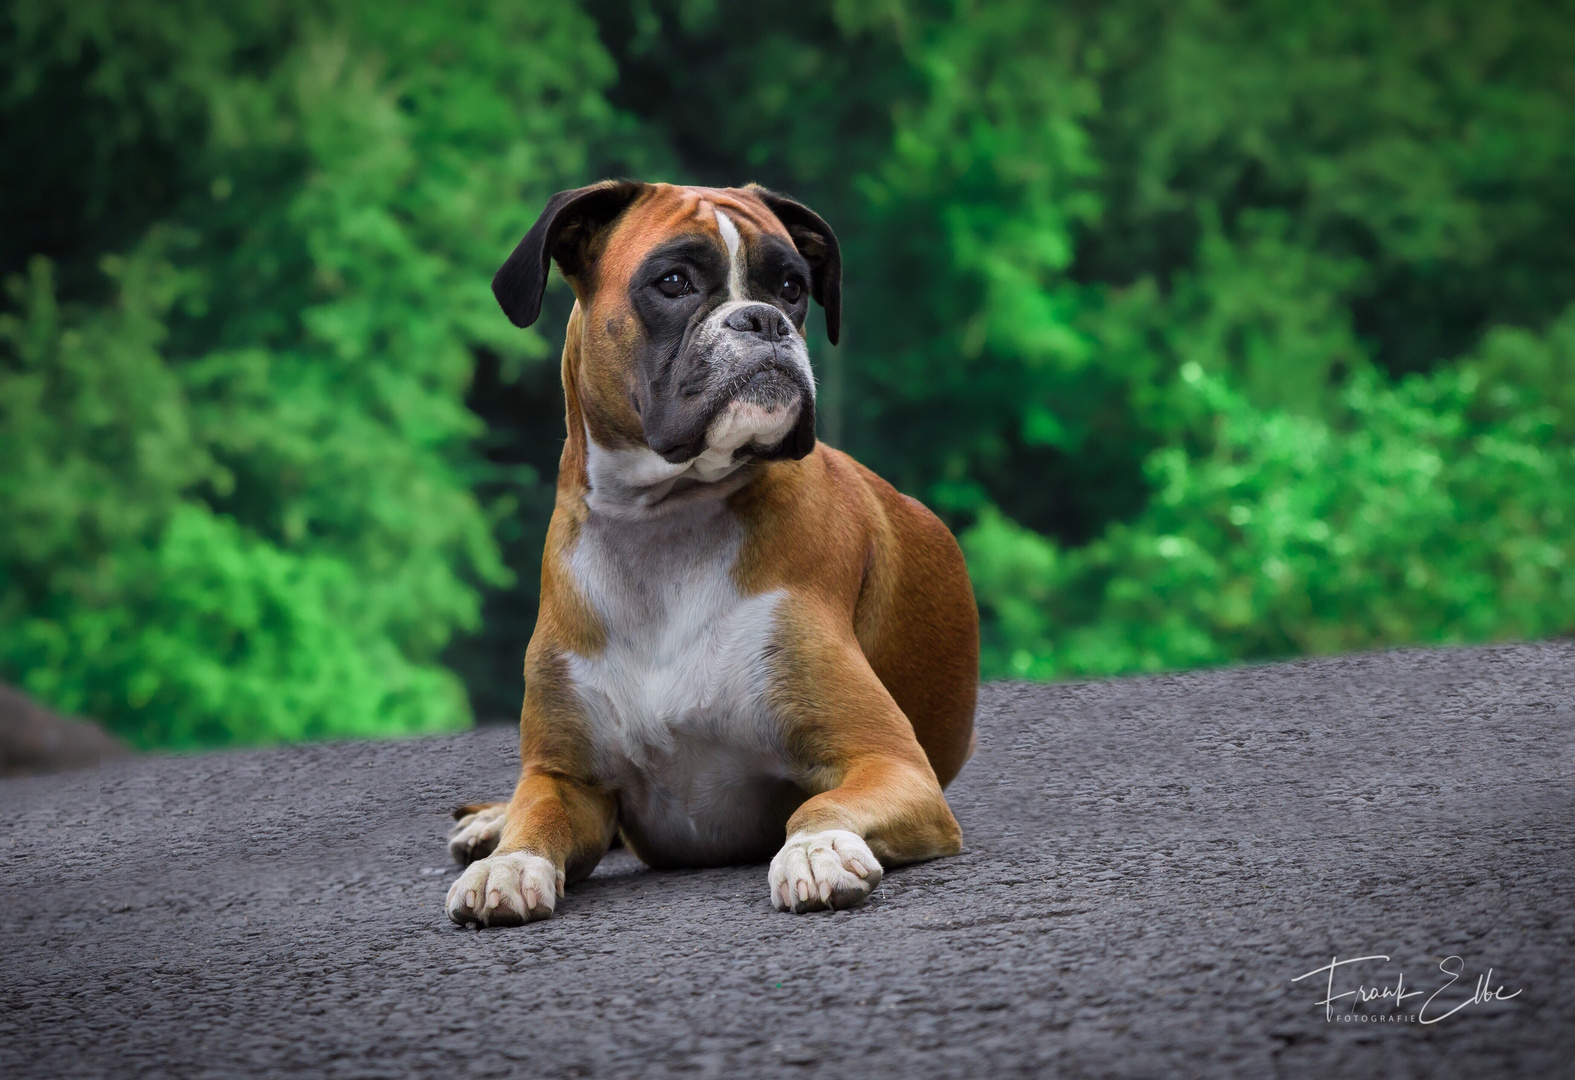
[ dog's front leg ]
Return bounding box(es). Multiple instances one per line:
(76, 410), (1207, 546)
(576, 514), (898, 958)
(769, 639), (963, 913)
(445, 771), (616, 927)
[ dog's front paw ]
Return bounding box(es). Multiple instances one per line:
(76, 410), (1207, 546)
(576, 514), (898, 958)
(446, 852), (562, 927)
(769, 830), (883, 913)
(448, 804), (506, 865)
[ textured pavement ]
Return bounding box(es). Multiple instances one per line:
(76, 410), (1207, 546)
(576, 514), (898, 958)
(2, 642), (1572, 1078)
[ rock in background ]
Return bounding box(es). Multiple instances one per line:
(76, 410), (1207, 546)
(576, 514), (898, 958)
(0, 682), (126, 777)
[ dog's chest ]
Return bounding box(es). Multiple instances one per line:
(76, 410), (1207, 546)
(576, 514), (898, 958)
(565, 507), (798, 864)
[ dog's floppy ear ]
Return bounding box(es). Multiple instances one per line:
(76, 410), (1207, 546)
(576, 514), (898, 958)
(492, 180), (646, 329)
(749, 185), (842, 346)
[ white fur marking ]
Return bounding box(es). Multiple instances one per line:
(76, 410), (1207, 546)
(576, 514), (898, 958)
(703, 399), (799, 457)
(566, 495), (796, 865)
(714, 209), (745, 300)
(584, 427), (756, 516)
(447, 851), (561, 926)
(448, 804), (506, 865)
(581, 404), (803, 519)
(770, 830), (883, 912)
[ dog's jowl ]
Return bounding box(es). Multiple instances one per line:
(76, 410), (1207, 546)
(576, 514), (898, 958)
(446, 182), (979, 925)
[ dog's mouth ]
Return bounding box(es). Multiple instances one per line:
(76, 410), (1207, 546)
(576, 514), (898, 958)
(696, 356), (812, 460)
(731, 363), (802, 409)
(642, 351), (816, 466)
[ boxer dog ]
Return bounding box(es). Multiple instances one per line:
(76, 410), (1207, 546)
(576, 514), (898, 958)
(445, 181), (978, 926)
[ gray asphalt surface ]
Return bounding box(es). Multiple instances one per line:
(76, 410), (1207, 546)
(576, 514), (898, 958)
(2, 643), (1571, 1078)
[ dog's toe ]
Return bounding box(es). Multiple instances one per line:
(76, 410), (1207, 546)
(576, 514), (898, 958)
(768, 830), (882, 913)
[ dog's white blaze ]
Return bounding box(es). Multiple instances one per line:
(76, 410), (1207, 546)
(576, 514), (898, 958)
(714, 208), (745, 300)
(565, 493), (795, 864)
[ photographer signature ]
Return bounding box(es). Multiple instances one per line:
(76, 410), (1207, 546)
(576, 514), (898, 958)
(1291, 954), (1522, 1024)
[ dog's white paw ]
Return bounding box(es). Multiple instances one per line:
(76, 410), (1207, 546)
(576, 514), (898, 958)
(446, 851), (562, 927)
(769, 829), (883, 913)
(448, 804), (506, 865)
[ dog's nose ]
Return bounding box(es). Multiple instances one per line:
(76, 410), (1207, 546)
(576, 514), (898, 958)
(724, 304), (793, 342)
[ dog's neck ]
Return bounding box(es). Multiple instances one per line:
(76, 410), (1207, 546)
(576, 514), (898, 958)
(579, 426), (759, 520)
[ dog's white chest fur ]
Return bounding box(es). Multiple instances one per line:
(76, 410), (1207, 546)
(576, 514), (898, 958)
(565, 500), (801, 866)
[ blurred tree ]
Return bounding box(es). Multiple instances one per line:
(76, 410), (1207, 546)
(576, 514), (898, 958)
(0, 0), (622, 744)
(964, 342), (1575, 677)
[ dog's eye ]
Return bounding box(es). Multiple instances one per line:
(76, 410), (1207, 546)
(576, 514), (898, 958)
(780, 279), (804, 303)
(656, 272), (692, 298)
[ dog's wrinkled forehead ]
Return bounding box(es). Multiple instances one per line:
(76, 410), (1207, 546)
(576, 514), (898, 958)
(594, 186), (792, 296)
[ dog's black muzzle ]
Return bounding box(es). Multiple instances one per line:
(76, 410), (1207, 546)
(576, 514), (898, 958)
(641, 303), (817, 464)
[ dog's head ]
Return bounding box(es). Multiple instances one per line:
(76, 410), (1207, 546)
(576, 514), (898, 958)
(492, 182), (840, 477)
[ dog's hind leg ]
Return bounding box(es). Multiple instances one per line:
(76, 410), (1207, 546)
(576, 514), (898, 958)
(448, 802), (506, 865)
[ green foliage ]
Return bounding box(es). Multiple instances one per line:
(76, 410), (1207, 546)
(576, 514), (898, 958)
(4, 0), (1573, 745)
(964, 319), (1575, 678)
(0, 0), (620, 746)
